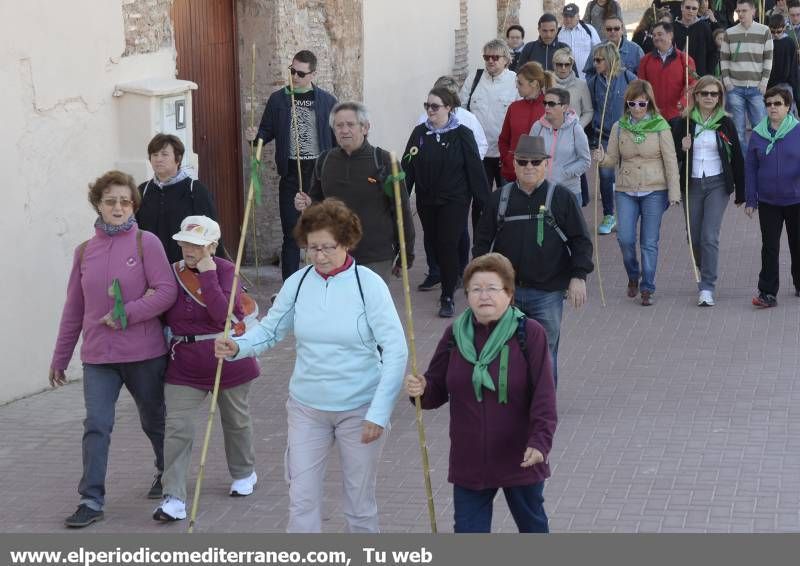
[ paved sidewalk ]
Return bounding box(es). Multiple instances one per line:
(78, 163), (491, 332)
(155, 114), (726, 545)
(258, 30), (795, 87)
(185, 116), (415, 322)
(2, 198), (799, 534)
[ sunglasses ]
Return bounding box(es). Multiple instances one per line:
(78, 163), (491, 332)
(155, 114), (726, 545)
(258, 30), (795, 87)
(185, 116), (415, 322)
(696, 90), (720, 98)
(627, 100), (649, 108)
(543, 100), (563, 107)
(483, 54), (502, 62)
(605, 26), (622, 31)
(554, 62), (572, 68)
(593, 57), (606, 63)
(289, 66), (311, 78)
(684, 5), (699, 10)
(423, 102), (445, 111)
(101, 197), (134, 208)
(515, 158), (545, 167)
(765, 101), (785, 107)
(771, 27), (785, 33)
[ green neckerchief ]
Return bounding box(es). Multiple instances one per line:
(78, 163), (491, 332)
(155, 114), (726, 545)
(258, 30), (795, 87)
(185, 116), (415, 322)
(691, 107), (727, 138)
(452, 306), (525, 404)
(618, 114), (670, 144)
(111, 279), (128, 330)
(284, 85), (313, 95)
(753, 114), (800, 154)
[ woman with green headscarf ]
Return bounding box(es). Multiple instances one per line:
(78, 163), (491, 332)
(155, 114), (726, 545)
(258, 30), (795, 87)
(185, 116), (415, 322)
(672, 75), (744, 308)
(744, 86), (800, 308)
(593, 79), (681, 306)
(403, 253), (557, 533)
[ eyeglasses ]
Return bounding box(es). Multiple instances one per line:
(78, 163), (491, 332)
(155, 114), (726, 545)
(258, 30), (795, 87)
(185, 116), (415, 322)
(515, 158), (545, 167)
(771, 27), (785, 33)
(101, 197), (134, 208)
(627, 100), (649, 108)
(593, 57), (606, 63)
(289, 66), (311, 78)
(483, 54), (502, 62)
(306, 243), (340, 256)
(543, 100), (563, 107)
(605, 26), (622, 31)
(423, 102), (445, 111)
(765, 101), (785, 107)
(554, 62), (572, 68)
(696, 90), (720, 98)
(467, 286), (505, 296)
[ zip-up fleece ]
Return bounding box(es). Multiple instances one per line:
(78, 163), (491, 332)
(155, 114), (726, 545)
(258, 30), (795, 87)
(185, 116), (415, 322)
(498, 94), (546, 181)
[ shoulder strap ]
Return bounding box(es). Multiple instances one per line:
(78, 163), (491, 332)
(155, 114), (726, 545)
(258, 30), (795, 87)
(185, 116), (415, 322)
(137, 230), (143, 260)
(292, 265), (315, 306)
(317, 149), (333, 191)
(467, 69), (484, 111)
(77, 240), (89, 266)
(189, 178), (196, 214)
(353, 264), (366, 306)
(544, 181), (556, 212)
(496, 183), (514, 224)
(516, 316), (528, 355)
(579, 21), (593, 36)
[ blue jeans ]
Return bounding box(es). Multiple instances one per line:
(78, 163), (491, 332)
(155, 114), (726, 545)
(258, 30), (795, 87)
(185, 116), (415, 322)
(514, 287), (564, 386)
(79, 356), (166, 510)
(615, 191), (669, 294)
(599, 166), (616, 216)
(726, 86), (766, 155)
(453, 482), (548, 533)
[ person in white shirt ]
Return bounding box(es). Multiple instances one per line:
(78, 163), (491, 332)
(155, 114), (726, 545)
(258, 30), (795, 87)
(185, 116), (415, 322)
(558, 3), (601, 79)
(459, 38), (519, 191)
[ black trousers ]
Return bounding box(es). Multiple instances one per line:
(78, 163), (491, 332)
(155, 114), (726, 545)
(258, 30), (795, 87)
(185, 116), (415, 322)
(279, 159), (316, 281)
(417, 201), (471, 299)
(482, 157), (503, 191)
(757, 201), (800, 295)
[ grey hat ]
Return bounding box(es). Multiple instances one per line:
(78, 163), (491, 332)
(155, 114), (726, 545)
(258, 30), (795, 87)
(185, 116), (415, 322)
(514, 135), (549, 160)
(563, 3), (580, 17)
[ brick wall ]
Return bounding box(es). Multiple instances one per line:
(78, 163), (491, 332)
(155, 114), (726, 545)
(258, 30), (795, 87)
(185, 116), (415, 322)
(121, 0), (173, 56)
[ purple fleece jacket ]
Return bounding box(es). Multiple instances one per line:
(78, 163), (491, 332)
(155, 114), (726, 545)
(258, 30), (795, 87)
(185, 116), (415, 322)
(51, 225), (178, 370)
(745, 124), (800, 208)
(165, 257), (259, 390)
(416, 317), (557, 490)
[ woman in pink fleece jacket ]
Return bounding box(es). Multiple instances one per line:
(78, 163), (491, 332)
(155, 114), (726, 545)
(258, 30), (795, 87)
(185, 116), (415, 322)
(49, 170), (178, 529)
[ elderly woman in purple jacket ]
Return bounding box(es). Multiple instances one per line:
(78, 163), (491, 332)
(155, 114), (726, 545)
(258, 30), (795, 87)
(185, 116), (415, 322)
(745, 86), (800, 308)
(404, 253), (557, 533)
(50, 171), (178, 528)
(153, 216), (260, 522)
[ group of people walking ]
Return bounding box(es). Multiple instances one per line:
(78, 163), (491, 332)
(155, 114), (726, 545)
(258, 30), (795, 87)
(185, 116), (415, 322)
(48, 0), (800, 534)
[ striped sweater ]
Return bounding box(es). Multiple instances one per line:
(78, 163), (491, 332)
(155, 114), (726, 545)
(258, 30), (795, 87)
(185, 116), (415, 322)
(720, 22), (773, 89)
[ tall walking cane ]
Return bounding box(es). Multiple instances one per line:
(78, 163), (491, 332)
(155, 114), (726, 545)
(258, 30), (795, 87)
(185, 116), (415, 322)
(188, 139), (264, 533)
(593, 58), (617, 308)
(249, 43), (260, 289)
(685, 38), (700, 283)
(389, 151), (437, 534)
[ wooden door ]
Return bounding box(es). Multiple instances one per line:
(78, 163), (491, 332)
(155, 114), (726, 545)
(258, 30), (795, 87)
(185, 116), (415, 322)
(172, 0), (243, 252)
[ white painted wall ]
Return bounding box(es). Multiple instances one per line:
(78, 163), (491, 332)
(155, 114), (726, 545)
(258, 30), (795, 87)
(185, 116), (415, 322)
(467, 0), (502, 71)
(520, 0), (546, 40)
(0, 1), (175, 403)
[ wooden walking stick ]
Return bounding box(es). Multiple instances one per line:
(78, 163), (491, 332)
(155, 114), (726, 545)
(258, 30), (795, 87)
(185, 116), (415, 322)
(249, 43), (260, 290)
(287, 66), (304, 194)
(187, 139), (264, 533)
(684, 38), (700, 284)
(389, 151), (437, 534)
(592, 56), (617, 308)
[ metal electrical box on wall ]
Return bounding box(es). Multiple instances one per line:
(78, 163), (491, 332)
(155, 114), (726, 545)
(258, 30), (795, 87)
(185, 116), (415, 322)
(113, 78), (199, 183)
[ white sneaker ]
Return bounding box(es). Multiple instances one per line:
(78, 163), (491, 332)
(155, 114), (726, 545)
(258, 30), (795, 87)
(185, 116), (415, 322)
(153, 495), (186, 521)
(698, 290), (715, 307)
(230, 471), (257, 497)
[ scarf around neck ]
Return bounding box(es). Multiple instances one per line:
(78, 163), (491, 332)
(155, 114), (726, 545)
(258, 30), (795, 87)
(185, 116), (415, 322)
(154, 167), (190, 188)
(691, 107), (727, 138)
(753, 114), (799, 154)
(425, 114), (460, 135)
(452, 306), (525, 404)
(619, 113), (670, 144)
(95, 215), (137, 236)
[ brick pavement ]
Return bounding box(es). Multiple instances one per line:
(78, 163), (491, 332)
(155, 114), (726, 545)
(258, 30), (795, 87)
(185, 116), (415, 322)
(2, 198), (799, 534)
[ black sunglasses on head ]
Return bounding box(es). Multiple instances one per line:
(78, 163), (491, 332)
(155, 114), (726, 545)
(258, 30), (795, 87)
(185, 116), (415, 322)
(289, 66), (311, 78)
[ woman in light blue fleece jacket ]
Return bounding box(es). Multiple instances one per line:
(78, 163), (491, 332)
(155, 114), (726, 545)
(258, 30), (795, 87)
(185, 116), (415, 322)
(215, 199), (408, 533)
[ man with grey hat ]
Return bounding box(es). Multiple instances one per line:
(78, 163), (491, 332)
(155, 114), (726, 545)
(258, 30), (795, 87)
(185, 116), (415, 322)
(558, 3), (601, 79)
(473, 135), (594, 386)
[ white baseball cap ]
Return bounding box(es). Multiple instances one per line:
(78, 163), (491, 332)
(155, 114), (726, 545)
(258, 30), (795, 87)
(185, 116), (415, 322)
(172, 215), (221, 246)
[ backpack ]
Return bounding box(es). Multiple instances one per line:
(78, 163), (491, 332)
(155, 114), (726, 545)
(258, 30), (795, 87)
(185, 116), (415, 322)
(558, 21), (594, 38)
(316, 145), (388, 188)
(489, 182), (571, 255)
(466, 69), (484, 112)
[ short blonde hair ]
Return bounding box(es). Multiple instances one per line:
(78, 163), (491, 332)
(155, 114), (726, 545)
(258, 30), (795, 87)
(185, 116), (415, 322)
(552, 47), (575, 66)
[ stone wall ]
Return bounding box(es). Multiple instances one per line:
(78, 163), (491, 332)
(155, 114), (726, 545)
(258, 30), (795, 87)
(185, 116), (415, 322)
(497, 0), (521, 33)
(121, 0), (173, 56)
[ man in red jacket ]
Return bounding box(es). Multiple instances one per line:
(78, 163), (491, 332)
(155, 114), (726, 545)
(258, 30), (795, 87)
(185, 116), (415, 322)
(638, 21), (698, 120)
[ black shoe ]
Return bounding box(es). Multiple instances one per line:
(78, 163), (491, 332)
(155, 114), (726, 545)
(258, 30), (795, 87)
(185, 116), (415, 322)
(795, 288), (800, 297)
(438, 297), (455, 318)
(752, 292), (777, 308)
(64, 504), (104, 528)
(417, 274), (441, 291)
(147, 473), (163, 499)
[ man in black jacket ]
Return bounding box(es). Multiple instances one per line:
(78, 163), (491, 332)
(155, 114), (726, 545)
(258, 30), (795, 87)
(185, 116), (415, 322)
(518, 13), (570, 71)
(294, 102), (414, 282)
(767, 13), (800, 109)
(672, 0), (718, 76)
(473, 136), (593, 386)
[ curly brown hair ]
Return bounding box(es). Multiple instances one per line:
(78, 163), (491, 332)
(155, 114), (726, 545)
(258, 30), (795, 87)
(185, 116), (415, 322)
(88, 170), (140, 212)
(293, 198), (363, 249)
(463, 253), (516, 297)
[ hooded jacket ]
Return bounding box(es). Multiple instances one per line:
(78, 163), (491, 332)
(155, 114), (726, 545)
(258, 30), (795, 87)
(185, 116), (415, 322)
(556, 73), (594, 129)
(498, 94), (547, 181)
(529, 110), (592, 198)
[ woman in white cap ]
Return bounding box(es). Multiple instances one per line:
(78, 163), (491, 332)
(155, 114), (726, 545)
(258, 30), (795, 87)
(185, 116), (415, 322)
(153, 215), (260, 522)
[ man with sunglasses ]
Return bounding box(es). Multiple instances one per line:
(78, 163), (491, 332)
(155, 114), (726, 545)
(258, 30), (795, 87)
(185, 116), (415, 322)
(673, 0), (719, 76)
(583, 15), (645, 77)
(638, 21), (697, 120)
(473, 135), (593, 386)
(246, 50), (337, 281)
(558, 3), (601, 79)
(518, 13), (572, 72)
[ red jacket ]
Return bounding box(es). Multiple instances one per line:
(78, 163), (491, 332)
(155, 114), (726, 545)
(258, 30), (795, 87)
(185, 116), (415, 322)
(638, 48), (697, 121)
(498, 95), (546, 181)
